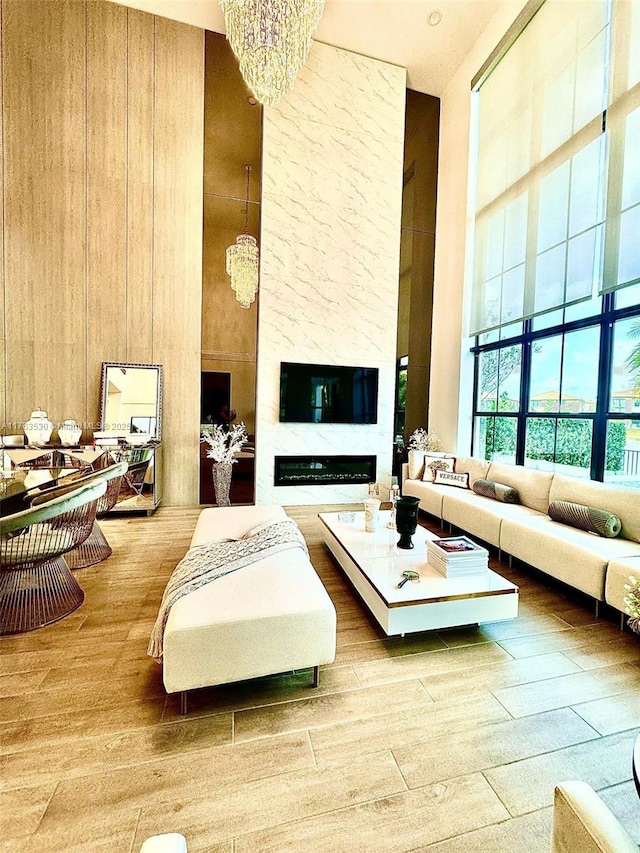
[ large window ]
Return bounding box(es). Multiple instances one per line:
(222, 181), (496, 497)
(470, 0), (640, 486)
(473, 277), (640, 485)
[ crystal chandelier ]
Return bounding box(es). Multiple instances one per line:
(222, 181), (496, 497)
(219, 0), (326, 107)
(226, 165), (259, 309)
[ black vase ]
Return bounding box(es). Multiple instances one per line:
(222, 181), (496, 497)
(395, 495), (420, 549)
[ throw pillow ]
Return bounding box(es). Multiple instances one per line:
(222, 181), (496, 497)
(422, 456), (456, 482)
(548, 500), (622, 538)
(473, 478), (520, 504)
(433, 470), (469, 489)
(408, 450), (450, 480)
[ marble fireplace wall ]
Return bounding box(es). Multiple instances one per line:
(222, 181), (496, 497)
(256, 43), (406, 505)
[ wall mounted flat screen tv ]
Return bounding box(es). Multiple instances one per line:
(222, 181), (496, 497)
(279, 362), (379, 424)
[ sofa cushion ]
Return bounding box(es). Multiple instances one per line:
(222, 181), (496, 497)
(402, 478), (450, 519)
(500, 513), (640, 600)
(191, 504), (288, 544)
(487, 462), (554, 513)
(549, 473), (640, 543)
(454, 456), (491, 486)
(548, 500), (622, 538)
(473, 479), (520, 504)
(407, 449), (426, 480)
(604, 554), (640, 612)
(442, 490), (541, 549)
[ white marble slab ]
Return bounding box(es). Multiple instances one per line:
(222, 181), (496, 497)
(257, 474), (395, 508)
(257, 419), (394, 460)
(262, 116), (404, 210)
(256, 279), (398, 364)
(256, 42), (404, 505)
(260, 194), (402, 293)
(274, 42), (406, 147)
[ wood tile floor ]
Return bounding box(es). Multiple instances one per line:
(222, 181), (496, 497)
(2, 504), (640, 852)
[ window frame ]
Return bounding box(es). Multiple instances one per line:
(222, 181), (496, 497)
(471, 291), (640, 481)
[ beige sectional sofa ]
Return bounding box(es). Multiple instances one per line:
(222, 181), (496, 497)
(402, 451), (640, 617)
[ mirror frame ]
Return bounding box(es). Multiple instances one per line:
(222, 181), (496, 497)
(99, 362), (164, 441)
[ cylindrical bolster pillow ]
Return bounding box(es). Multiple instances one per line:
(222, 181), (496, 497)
(472, 478), (519, 504)
(548, 500), (622, 538)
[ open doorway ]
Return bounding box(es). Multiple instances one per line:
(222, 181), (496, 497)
(199, 371), (255, 505)
(201, 370), (231, 431)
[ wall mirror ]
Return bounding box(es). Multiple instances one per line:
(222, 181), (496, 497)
(100, 362), (163, 440)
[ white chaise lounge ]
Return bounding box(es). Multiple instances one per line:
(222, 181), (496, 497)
(161, 505), (337, 714)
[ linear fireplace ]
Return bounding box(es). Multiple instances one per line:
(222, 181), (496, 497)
(274, 455), (377, 487)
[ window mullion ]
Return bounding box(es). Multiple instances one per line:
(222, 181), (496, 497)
(516, 327), (532, 465)
(592, 298), (615, 479)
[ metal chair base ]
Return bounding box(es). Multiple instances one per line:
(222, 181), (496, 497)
(0, 557), (84, 635)
(65, 521), (112, 569)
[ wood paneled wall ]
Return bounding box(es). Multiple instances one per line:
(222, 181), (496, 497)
(0, 0), (204, 505)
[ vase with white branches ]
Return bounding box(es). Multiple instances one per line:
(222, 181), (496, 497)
(201, 422), (247, 506)
(407, 428), (440, 452)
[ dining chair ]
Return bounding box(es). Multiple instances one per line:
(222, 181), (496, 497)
(28, 460), (129, 569)
(0, 479), (106, 634)
(122, 457), (151, 497)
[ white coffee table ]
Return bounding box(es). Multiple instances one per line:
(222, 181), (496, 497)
(318, 510), (519, 636)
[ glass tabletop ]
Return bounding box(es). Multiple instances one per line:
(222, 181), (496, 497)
(1, 468), (85, 517)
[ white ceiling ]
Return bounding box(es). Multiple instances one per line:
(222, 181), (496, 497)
(110, 0), (513, 97)
(316, 0), (504, 96)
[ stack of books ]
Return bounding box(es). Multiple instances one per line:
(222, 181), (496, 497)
(427, 536), (489, 577)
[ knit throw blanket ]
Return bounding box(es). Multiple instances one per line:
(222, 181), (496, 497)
(148, 518), (308, 663)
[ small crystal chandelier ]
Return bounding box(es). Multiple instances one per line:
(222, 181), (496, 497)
(226, 165), (259, 309)
(219, 0), (326, 107)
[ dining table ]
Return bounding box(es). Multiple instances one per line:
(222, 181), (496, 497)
(1, 446), (109, 516)
(4, 447), (107, 469)
(1, 468), (86, 516)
